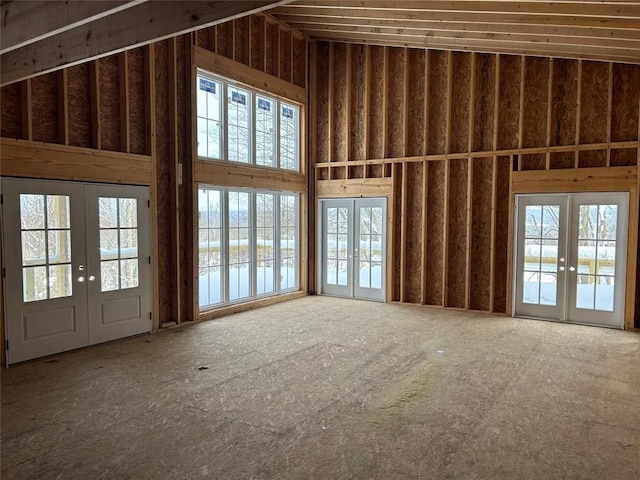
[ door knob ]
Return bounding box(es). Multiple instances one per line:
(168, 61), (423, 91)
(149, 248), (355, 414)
(559, 266), (565, 271)
(569, 267), (576, 272)
(88, 275), (96, 282)
(77, 276), (85, 282)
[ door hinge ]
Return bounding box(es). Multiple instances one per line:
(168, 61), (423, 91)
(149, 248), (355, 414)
(148, 256), (151, 265)
(149, 312), (152, 320)
(2, 267), (5, 278)
(0, 193), (3, 205)
(5, 340), (8, 350)
(148, 200), (151, 208)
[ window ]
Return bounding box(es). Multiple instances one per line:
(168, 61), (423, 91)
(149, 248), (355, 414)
(198, 186), (299, 309)
(196, 70), (301, 171)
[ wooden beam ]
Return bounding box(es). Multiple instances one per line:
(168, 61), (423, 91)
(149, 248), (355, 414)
(168, 37), (181, 325)
(575, 60), (583, 167)
(195, 160), (307, 192)
(1, 0), (146, 54)
(606, 62), (614, 167)
(546, 58), (554, 169)
(442, 158), (450, 307)
(489, 156), (497, 312)
(315, 178), (393, 197)
(518, 55), (525, 170)
(1, 1), (293, 86)
(420, 160), (429, 304)
(0, 138), (153, 184)
(400, 162), (408, 302)
(119, 51), (130, 153)
(512, 166), (637, 194)
(446, 51), (453, 154)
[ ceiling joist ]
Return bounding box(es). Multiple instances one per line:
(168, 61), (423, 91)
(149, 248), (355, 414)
(0, 0), (293, 86)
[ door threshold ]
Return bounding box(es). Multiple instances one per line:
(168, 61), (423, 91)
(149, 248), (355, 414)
(513, 314), (622, 330)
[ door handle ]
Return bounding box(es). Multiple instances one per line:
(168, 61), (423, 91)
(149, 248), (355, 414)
(569, 267), (576, 272)
(88, 275), (96, 282)
(77, 276), (85, 282)
(559, 266), (565, 271)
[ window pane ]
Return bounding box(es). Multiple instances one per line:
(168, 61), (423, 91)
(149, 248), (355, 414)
(120, 229), (138, 259)
(101, 260), (119, 292)
(227, 86), (250, 163)
(280, 103), (299, 170)
(23, 266), (48, 302)
(119, 199), (137, 228)
(99, 197), (118, 228)
(20, 194), (45, 230)
(47, 195), (70, 229)
(48, 230), (71, 264)
(100, 230), (119, 261)
(256, 96), (276, 167)
(197, 75), (222, 160)
(48, 264), (72, 299)
(22, 230), (46, 266)
(120, 259), (139, 289)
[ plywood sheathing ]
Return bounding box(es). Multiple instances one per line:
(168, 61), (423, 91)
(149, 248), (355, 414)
(611, 64), (640, 167)
(386, 48), (406, 159)
(265, 21), (276, 77)
(350, 44), (367, 162)
(446, 159), (468, 308)
(473, 54), (496, 153)
(470, 157), (493, 311)
(31, 73), (58, 144)
(493, 156), (511, 314)
(404, 162), (424, 303)
(579, 61), (609, 168)
(368, 46), (386, 162)
(236, 18), (250, 67)
(450, 52), (471, 155)
(521, 57), (549, 170)
(406, 49), (427, 157)
(98, 56), (121, 152)
(332, 43), (348, 164)
(428, 51), (448, 155)
(292, 36), (306, 88)
(425, 161), (445, 306)
(497, 55), (521, 151)
(1, 83), (21, 139)
(315, 41), (330, 170)
(550, 58), (578, 169)
(128, 48), (147, 156)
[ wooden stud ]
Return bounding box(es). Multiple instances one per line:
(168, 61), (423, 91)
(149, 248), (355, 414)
(57, 70), (69, 145)
(468, 52), (477, 155)
(119, 51), (130, 153)
(575, 59), (583, 168)
(244, 16), (252, 67)
(403, 48), (410, 158)
(424, 49), (430, 156)
(493, 55), (501, 151)
(387, 164), (397, 302)
(289, 30), (294, 84)
(328, 42), (334, 167)
(346, 43), (352, 165)
(259, 16), (267, 72)
(168, 37), (181, 325)
(400, 162), (408, 302)
(606, 62), (613, 167)
(90, 60), (101, 150)
(363, 45), (370, 173)
(382, 47), (389, 159)
(228, 19), (236, 60)
(209, 25), (218, 53)
(187, 36), (197, 322)
(442, 158), (450, 306)
(272, 22), (280, 79)
(420, 160), (429, 304)
(465, 157), (473, 309)
(489, 156), (497, 311)
(546, 58), (554, 169)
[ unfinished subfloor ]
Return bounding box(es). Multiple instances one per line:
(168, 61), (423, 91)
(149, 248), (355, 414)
(2, 296), (640, 479)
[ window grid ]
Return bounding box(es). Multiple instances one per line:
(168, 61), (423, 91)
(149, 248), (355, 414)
(197, 70), (300, 172)
(198, 187), (299, 310)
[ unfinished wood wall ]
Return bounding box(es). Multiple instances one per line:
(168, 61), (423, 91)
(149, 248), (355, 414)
(0, 14), (307, 331)
(311, 42), (640, 323)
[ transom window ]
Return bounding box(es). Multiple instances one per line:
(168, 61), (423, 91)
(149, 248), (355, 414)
(196, 71), (300, 171)
(198, 186), (299, 309)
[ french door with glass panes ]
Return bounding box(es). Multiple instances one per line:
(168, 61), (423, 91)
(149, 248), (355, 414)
(320, 198), (386, 301)
(514, 193), (628, 328)
(2, 178), (151, 364)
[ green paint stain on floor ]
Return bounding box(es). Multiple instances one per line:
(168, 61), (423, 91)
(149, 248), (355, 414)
(370, 362), (446, 427)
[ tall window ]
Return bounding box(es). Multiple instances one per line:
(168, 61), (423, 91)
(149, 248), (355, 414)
(196, 70), (300, 171)
(198, 186), (299, 309)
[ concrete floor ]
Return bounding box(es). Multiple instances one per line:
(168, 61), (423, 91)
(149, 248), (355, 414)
(2, 296), (640, 479)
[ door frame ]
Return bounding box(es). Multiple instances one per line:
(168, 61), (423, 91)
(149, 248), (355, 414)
(509, 167), (639, 330)
(1, 176), (154, 365)
(513, 192), (629, 328)
(317, 196), (388, 302)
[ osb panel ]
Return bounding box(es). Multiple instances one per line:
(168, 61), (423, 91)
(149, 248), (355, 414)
(67, 63), (92, 148)
(493, 156), (511, 313)
(368, 46), (385, 160)
(154, 40), (172, 323)
(521, 153), (546, 171)
(330, 165), (346, 180)
(235, 18), (250, 66)
(279, 30), (292, 82)
(550, 152), (575, 169)
(405, 162), (424, 303)
(522, 57), (549, 149)
(317, 167), (329, 181)
(367, 164), (383, 179)
(348, 165), (364, 178)
(578, 150), (606, 168)
(425, 160), (445, 305)
(250, 17), (262, 71)
(128, 48), (146, 155)
(332, 43), (348, 163)
(265, 22), (276, 77)
(446, 159), (468, 308)
(350, 44), (367, 161)
(1, 83), (22, 139)
(99, 55), (121, 152)
(315, 42), (330, 163)
(386, 47), (405, 158)
(293, 37), (306, 88)
(216, 22), (230, 59)
(611, 63), (640, 143)
(197, 28), (210, 50)
(470, 157), (493, 311)
(473, 54), (496, 152)
(579, 60), (608, 145)
(497, 55), (521, 150)
(31, 73), (58, 144)
(393, 164), (403, 301)
(551, 58), (578, 147)
(610, 148), (637, 167)
(450, 52), (471, 154)
(406, 49), (426, 157)
(428, 50), (448, 155)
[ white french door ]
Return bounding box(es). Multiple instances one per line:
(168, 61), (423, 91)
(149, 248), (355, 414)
(2, 178), (151, 364)
(319, 198), (386, 301)
(514, 193), (628, 328)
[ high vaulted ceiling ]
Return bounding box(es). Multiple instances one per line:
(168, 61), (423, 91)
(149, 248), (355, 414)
(270, 0), (640, 64)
